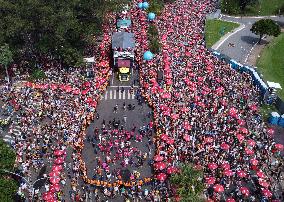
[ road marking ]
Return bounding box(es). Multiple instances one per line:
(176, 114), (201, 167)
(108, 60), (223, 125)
(132, 92), (135, 99)
(244, 41), (258, 64)
(113, 89), (116, 99)
(122, 91), (126, 99)
(119, 90), (122, 99)
(105, 91), (108, 100)
(109, 85), (139, 88)
(111, 72), (114, 85)
(127, 90), (131, 99)
(213, 24), (245, 50)
(109, 90), (112, 99)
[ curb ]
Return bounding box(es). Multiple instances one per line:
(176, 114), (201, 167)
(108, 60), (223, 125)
(220, 14), (281, 19)
(212, 23), (245, 50)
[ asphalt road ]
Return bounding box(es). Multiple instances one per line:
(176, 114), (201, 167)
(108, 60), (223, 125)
(216, 15), (284, 65)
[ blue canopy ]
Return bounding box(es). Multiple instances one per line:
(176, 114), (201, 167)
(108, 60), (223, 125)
(138, 2), (143, 9)
(143, 2), (149, 9)
(143, 51), (153, 60)
(117, 19), (131, 28)
(148, 12), (156, 20)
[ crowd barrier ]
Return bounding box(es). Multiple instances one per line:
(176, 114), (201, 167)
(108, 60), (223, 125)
(211, 49), (284, 116)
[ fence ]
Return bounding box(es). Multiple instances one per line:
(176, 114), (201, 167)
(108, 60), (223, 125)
(210, 49), (284, 114)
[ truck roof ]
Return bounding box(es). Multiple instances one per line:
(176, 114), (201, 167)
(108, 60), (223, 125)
(112, 32), (135, 49)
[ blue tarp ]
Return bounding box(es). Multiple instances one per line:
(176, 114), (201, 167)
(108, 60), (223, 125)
(117, 19), (131, 28)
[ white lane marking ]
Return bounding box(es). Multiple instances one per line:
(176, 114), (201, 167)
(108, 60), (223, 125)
(113, 89), (116, 99)
(109, 90), (112, 99)
(105, 91), (108, 100)
(244, 41), (258, 63)
(122, 91), (126, 99)
(127, 90), (131, 99)
(213, 24), (246, 50)
(132, 92), (135, 99)
(119, 90), (122, 99)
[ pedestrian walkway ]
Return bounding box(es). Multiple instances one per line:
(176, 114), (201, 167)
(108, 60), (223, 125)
(101, 89), (136, 100)
(3, 125), (31, 144)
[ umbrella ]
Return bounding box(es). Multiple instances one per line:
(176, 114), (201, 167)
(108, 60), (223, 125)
(167, 166), (176, 174)
(239, 127), (248, 134)
(224, 170), (234, 176)
(166, 138), (174, 144)
(52, 165), (62, 172)
(42, 192), (53, 201)
(49, 171), (60, 177)
(183, 135), (190, 142)
(156, 173), (167, 181)
(49, 176), (60, 184)
(226, 198), (236, 202)
(250, 159), (258, 165)
(257, 170), (266, 178)
(262, 189), (272, 198)
(237, 170), (247, 178)
(49, 184), (60, 192)
(53, 150), (64, 156)
(208, 163), (218, 170)
(259, 179), (270, 188)
(160, 134), (168, 141)
(154, 155), (164, 162)
(154, 162), (167, 170)
(240, 187), (250, 196)
(247, 139), (256, 147)
(213, 184), (224, 193)
(245, 148), (254, 155)
(220, 163), (230, 170)
(220, 143), (230, 150)
(54, 157), (64, 164)
(237, 119), (245, 126)
(275, 144), (284, 150)
(267, 128), (274, 135)
(236, 134), (244, 142)
(47, 198), (57, 202)
(205, 177), (216, 185)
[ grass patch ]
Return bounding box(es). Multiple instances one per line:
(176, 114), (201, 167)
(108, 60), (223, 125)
(221, 0), (284, 16)
(256, 33), (284, 100)
(243, 0), (284, 16)
(205, 19), (239, 48)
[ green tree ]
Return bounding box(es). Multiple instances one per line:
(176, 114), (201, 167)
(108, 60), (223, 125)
(0, 0), (128, 67)
(0, 44), (13, 83)
(251, 19), (281, 43)
(0, 139), (16, 171)
(0, 177), (18, 201)
(170, 164), (205, 202)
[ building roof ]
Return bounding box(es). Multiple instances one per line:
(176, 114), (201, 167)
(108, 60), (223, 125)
(112, 32), (135, 49)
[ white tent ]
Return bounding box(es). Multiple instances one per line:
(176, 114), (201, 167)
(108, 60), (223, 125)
(83, 57), (95, 63)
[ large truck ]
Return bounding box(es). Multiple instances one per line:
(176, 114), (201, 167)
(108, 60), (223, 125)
(111, 31), (135, 81)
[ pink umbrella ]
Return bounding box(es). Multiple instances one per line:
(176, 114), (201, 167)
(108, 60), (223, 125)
(226, 198), (236, 202)
(262, 189), (272, 198)
(42, 192), (53, 201)
(213, 184), (224, 193)
(245, 148), (254, 155)
(275, 144), (284, 150)
(267, 128), (274, 135)
(49, 171), (60, 177)
(154, 155), (164, 162)
(160, 134), (168, 141)
(167, 166), (177, 174)
(240, 187), (250, 196)
(259, 179), (270, 188)
(52, 165), (62, 172)
(224, 170), (234, 177)
(72, 89), (80, 95)
(239, 127), (249, 134)
(208, 163), (218, 170)
(183, 135), (190, 142)
(229, 107), (237, 116)
(54, 157), (64, 164)
(156, 173), (167, 181)
(50, 84), (58, 90)
(154, 162), (167, 170)
(257, 170), (266, 178)
(47, 198), (57, 202)
(250, 159), (259, 165)
(220, 143), (230, 150)
(236, 134), (244, 143)
(205, 177), (216, 185)
(49, 176), (60, 184)
(237, 119), (245, 126)
(171, 113), (179, 120)
(237, 170), (247, 178)
(166, 138), (174, 144)
(220, 163), (230, 170)
(247, 139), (256, 147)
(53, 150), (64, 156)
(50, 184), (60, 192)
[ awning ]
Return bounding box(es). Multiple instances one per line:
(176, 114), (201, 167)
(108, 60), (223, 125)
(119, 67), (130, 74)
(117, 59), (130, 67)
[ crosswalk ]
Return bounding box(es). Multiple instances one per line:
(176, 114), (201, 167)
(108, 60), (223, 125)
(101, 89), (136, 100)
(3, 125), (32, 145)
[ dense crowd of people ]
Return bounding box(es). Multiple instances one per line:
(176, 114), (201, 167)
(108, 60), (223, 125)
(0, 0), (283, 201)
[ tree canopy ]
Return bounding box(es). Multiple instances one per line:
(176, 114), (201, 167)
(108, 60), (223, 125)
(251, 19), (281, 42)
(170, 164), (205, 202)
(0, 0), (129, 66)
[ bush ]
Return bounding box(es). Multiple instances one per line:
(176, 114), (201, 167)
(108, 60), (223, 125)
(147, 0), (165, 15)
(221, 0), (240, 14)
(149, 37), (161, 53)
(148, 24), (161, 53)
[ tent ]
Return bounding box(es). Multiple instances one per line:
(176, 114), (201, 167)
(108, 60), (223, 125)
(112, 32), (135, 49)
(117, 19), (131, 28)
